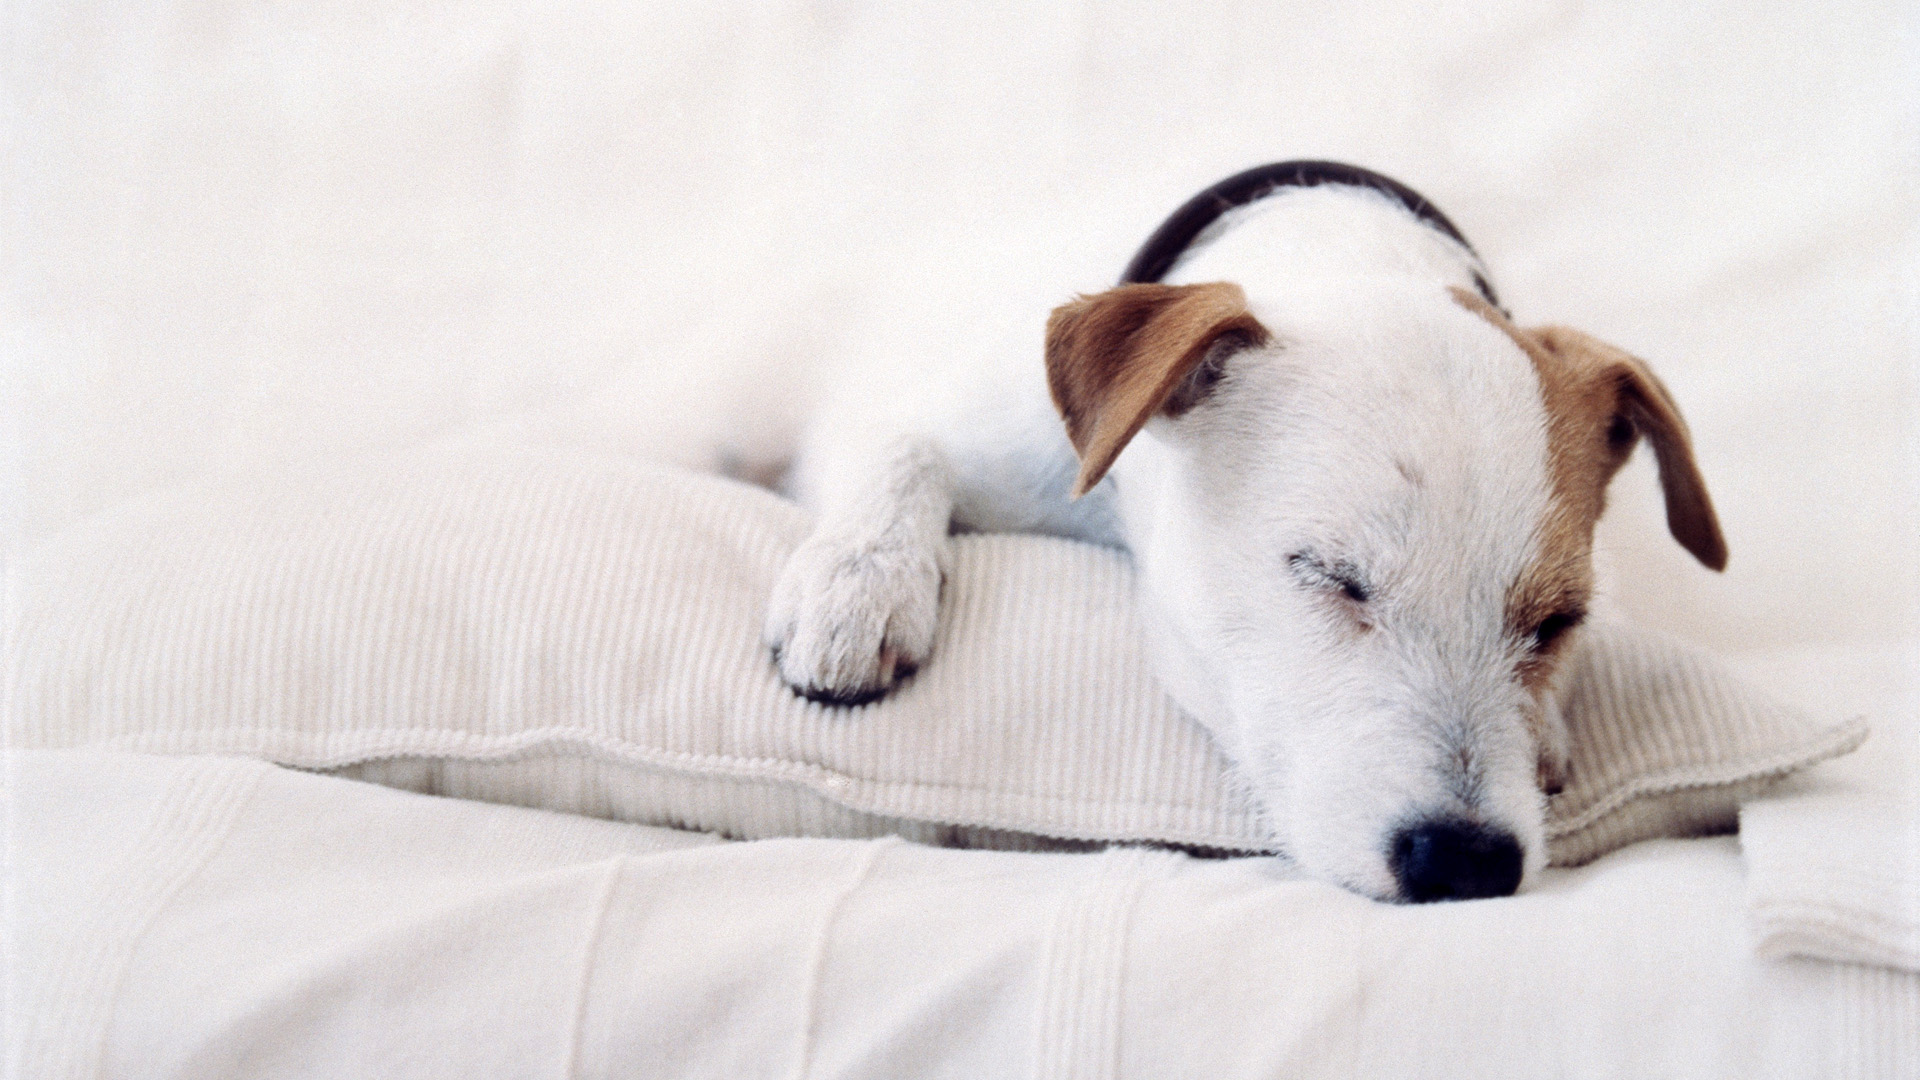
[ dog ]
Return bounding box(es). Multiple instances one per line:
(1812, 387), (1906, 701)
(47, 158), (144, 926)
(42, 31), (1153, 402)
(763, 162), (1726, 902)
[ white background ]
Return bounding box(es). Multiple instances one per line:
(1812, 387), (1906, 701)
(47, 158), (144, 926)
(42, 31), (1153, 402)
(5, 0), (1914, 700)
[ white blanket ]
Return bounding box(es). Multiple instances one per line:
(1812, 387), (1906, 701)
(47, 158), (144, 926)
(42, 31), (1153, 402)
(12, 748), (1918, 1080)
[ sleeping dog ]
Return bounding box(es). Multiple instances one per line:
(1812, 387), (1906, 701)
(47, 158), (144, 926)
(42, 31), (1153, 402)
(764, 162), (1725, 902)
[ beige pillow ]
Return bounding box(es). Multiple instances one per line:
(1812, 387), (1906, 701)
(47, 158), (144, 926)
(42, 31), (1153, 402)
(6, 441), (1865, 865)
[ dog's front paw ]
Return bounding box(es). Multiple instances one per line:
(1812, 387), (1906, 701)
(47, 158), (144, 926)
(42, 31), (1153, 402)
(763, 533), (945, 705)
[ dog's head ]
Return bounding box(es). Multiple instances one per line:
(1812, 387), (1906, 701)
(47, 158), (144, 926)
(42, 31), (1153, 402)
(1045, 188), (1724, 902)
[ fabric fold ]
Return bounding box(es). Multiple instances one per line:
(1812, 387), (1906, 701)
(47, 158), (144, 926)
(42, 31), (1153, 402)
(1743, 788), (1920, 974)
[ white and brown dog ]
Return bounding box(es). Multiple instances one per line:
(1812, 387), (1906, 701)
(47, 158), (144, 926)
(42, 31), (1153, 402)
(763, 162), (1726, 903)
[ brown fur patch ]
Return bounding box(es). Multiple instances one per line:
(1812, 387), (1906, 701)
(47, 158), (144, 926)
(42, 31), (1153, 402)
(1531, 324), (1728, 572)
(1456, 288), (1724, 571)
(1451, 288), (1615, 659)
(1450, 287), (1726, 788)
(1450, 286), (1726, 564)
(1046, 282), (1270, 496)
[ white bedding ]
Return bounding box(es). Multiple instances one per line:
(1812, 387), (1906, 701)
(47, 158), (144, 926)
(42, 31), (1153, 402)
(11, 749), (1917, 1080)
(5, 0), (1917, 1075)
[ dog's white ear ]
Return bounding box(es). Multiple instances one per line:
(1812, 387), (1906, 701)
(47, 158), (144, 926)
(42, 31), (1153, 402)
(1531, 324), (1729, 572)
(1046, 282), (1270, 497)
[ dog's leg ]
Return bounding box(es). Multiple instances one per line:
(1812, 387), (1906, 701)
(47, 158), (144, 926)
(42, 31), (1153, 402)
(764, 435), (954, 705)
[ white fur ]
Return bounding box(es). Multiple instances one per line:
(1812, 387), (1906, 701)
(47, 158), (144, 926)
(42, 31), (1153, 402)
(768, 184), (1563, 899)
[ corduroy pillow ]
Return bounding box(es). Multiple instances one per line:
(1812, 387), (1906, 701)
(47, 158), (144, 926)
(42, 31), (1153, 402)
(6, 441), (1866, 865)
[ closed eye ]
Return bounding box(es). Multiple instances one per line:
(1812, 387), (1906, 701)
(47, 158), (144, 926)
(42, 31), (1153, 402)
(1531, 609), (1585, 653)
(1288, 550), (1372, 604)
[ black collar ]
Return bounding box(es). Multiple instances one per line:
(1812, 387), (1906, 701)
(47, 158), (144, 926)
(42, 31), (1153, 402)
(1120, 160), (1500, 309)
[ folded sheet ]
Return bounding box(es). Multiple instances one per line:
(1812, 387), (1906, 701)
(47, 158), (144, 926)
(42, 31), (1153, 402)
(1744, 787), (1920, 973)
(1735, 639), (1920, 976)
(1751, 737), (1912, 976)
(12, 748), (1917, 1080)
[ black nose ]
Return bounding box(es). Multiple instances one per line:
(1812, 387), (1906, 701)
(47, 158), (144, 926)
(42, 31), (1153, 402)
(1389, 818), (1523, 902)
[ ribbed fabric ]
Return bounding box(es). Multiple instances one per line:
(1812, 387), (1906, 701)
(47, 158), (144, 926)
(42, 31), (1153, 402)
(1033, 848), (1168, 1080)
(5, 441), (1864, 866)
(1547, 621), (1869, 865)
(1835, 963), (1920, 1078)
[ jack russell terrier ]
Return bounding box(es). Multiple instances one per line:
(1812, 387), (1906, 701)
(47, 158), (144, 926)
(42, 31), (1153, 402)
(763, 162), (1726, 903)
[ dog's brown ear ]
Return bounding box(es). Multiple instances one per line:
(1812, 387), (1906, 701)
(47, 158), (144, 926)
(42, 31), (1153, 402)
(1046, 282), (1270, 497)
(1532, 325), (1729, 571)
